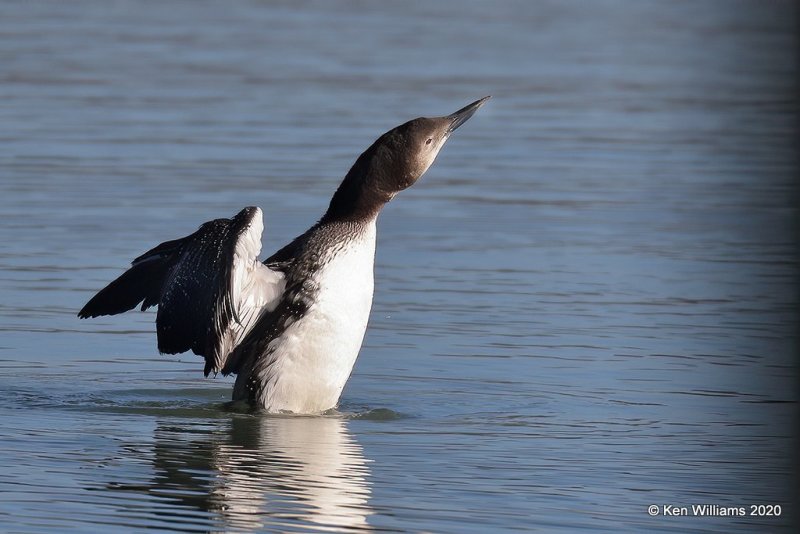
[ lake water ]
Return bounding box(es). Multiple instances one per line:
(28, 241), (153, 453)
(1, 0), (797, 532)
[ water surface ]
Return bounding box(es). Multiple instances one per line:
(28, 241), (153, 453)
(1, 0), (797, 532)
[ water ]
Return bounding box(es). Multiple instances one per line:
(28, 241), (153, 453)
(1, 0), (797, 532)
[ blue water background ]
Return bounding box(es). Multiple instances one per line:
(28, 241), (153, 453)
(1, 1), (797, 532)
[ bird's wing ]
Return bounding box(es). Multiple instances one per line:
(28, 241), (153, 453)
(206, 209), (285, 375)
(78, 206), (286, 375)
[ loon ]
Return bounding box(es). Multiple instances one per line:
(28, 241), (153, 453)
(78, 96), (490, 414)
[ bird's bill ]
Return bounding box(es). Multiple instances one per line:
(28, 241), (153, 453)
(447, 96), (491, 133)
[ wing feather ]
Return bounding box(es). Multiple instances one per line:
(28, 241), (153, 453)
(78, 206), (285, 376)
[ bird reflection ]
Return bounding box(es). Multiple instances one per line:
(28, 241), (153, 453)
(120, 414), (373, 531)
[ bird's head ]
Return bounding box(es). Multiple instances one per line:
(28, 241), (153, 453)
(323, 96), (490, 222)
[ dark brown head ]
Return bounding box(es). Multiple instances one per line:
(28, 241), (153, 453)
(322, 96), (490, 222)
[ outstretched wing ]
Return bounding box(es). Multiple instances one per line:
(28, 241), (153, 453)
(78, 206), (285, 375)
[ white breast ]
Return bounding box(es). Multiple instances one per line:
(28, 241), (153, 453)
(255, 220), (377, 413)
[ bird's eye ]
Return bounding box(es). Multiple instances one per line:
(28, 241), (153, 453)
(425, 138), (433, 145)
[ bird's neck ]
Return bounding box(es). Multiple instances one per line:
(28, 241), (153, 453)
(320, 147), (392, 224)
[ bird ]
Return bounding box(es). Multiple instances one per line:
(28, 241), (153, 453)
(78, 96), (490, 414)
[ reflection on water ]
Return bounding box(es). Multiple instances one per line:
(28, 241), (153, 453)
(111, 415), (372, 532)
